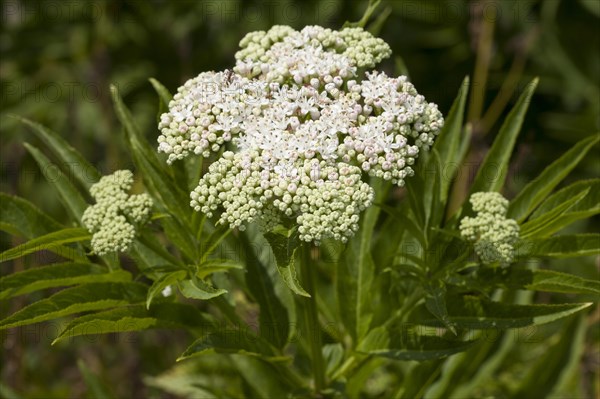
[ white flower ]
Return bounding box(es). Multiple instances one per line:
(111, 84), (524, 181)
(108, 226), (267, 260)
(157, 25), (444, 243)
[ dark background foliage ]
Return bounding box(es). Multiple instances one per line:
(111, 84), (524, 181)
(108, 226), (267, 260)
(1, 0), (598, 397)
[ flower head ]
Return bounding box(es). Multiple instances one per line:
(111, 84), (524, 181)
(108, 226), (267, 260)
(459, 192), (520, 265)
(158, 25), (444, 243)
(82, 170), (153, 255)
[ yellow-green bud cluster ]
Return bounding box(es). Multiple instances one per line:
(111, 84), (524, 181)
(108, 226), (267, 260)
(190, 151), (374, 244)
(459, 192), (520, 265)
(234, 25), (391, 84)
(82, 170), (153, 255)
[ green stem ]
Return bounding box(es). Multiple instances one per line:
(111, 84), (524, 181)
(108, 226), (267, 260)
(301, 244), (327, 393)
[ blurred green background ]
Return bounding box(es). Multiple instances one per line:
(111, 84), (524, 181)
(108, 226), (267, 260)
(1, 0), (598, 397)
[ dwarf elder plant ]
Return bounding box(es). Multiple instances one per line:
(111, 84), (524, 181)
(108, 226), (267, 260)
(1, 6), (599, 399)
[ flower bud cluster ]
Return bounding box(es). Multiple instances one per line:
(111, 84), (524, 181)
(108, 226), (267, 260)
(190, 151), (373, 243)
(157, 25), (444, 242)
(234, 25), (391, 84)
(459, 192), (520, 265)
(82, 170), (153, 255)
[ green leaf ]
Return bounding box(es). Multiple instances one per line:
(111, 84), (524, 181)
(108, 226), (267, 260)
(517, 234), (600, 258)
(0, 262), (131, 299)
(78, 360), (115, 399)
(0, 227), (90, 263)
(147, 270), (187, 309)
(24, 143), (89, 223)
(338, 178), (383, 342)
(463, 267), (600, 295)
(357, 325), (476, 361)
(177, 330), (276, 361)
(513, 314), (587, 398)
(178, 278), (227, 300)
(10, 115), (101, 189)
(470, 78), (538, 193)
(149, 78), (173, 119)
(421, 295), (591, 329)
(0, 282), (147, 330)
(509, 135), (599, 221)
(519, 188), (588, 238)
(199, 225), (232, 263)
(526, 270), (600, 295)
(419, 149), (443, 231)
(240, 231), (290, 350)
(197, 259), (242, 278)
(424, 281), (456, 334)
(110, 85), (190, 223)
(54, 303), (213, 344)
(0, 193), (63, 239)
(432, 76), (469, 203)
(531, 179), (600, 219)
(264, 228), (308, 297)
(231, 356), (294, 399)
(160, 217), (197, 261)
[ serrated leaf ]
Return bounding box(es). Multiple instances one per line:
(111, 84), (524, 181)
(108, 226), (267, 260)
(0, 193), (63, 239)
(527, 270), (600, 295)
(421, 296), (591, 329)
(178, 330), (276, 361)
(24, 143), (88, 223)
(10, 115), (101, 189)
(0, 262), (131, 299)
(264, 228), (309, 297)
(461, 267), (600, 295)
(240, 231), (290, 350)
(197, 259), (242, 278)
(433, 76), (469, 203)
(110, 85), (190, 223)
(424, 281), (456, 334)
(0, 227), (90, 263)
(149, 78), (173, 121)
(519, 188), (588, 238)
(470, 78), (538, 193)
(54, 303), (213, 344)
(513, 314), (587, 398)
(357, 325), (476, 361)
(0, 282), (147, 330)
(527, 179), (600, 235)
(147, 270), (187, 309)
(517, 234), (600, 258)
(161, 217), (197, 261)
(338, 179), (382, 342)
(199, 225), (231, 263)
(508, 134), (599, 221)
(78, 360), (114, 399)
(178, 278), (227, 300)
(231, 356), (293, 399)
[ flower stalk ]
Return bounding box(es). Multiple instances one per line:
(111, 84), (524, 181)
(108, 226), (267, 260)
(300, 244), (327, 392)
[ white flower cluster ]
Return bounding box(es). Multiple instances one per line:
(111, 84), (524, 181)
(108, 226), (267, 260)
(82, 170), (153, 255)
(157, 25), (444, 243)
(459, 192), (520, 265)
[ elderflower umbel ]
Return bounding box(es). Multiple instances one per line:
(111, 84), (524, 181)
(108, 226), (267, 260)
(157, 25), (444, 243)
(82, 170), (153, 255)
(459, 192), (520, 265)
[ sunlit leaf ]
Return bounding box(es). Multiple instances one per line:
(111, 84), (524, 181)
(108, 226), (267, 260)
(54, 303), (213, 344)
(0, 282), (147, 330)
(0, 227), (90, 263)
(0, 262), (131, 299)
